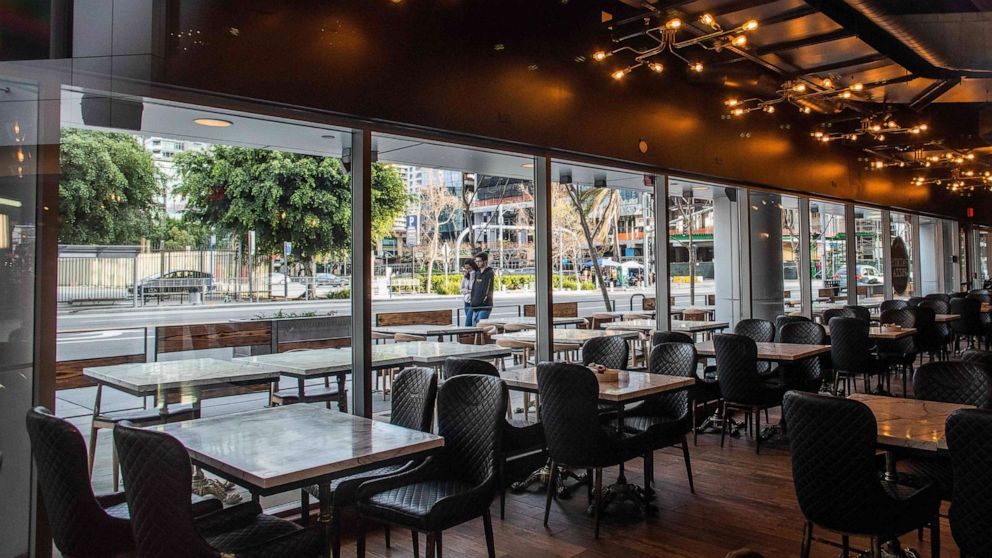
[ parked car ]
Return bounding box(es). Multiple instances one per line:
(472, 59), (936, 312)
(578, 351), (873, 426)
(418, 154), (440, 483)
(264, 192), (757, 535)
(269, 273), (307, 299)
(834, 264), (883, 286)
(315, 272), (349, 287)
(129, 270), (213, 299)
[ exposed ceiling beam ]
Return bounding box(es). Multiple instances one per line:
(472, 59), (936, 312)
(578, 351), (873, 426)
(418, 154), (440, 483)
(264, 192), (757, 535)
(710, 0), (786, 18)
(754, 29), (855, 56)
(786, 53), (888, 78)
(753, 5), (819, 26)
(908, 78), (962, 111)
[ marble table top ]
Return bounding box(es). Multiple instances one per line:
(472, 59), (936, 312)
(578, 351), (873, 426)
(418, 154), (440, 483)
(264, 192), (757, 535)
(695, 341), (831, 361)
(234, 342), (511, 377)
(83, 358), (281, 395)
(603, 319), (729, 333)
(500, 367), (694, 402)
(935, 314), (960, 323)
(670, 305), (717, 314)
(824, 326), (917, 339)
(372, 324), (482, 336)
(476, 316), (587, 328)
(594, 310), (656, 319)
(491, 328), (639, 344)
(154, 405), (443, 492)
(849, 393), (972, 452)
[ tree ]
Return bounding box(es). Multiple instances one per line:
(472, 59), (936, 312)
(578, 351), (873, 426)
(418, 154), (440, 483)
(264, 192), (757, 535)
(148, 216), (215, 250)
(416, 183), (458, 293)
(551, 184), (583, 284)
(174, 146), (409, 292)
(58, 128), (161, 244)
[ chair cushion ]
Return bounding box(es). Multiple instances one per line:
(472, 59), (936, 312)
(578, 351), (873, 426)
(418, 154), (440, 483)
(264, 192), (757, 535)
(360, 479), (476, 530)
(503, 419), (545, 454)
(95, 404), (197, 424)
(304, 463), (408, 506)
(202, 513), (307, 554)
(899, 455), (953, 501)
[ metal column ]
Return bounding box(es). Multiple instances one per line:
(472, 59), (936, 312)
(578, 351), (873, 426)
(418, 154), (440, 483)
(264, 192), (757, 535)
(845, 205), (858, 305)
(799, 198), (813, 318)
(350, 129), (373, 418)
(881, 210), (893, 301)
(534, 156), (554, 363)
(655, 176), (671, 332)
(911, 214), (923, 296)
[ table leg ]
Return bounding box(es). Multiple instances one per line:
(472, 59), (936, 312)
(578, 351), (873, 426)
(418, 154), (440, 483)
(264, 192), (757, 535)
(337, 374), (347, 412)
(597, 402), (656, 521)
(318, 483), (335, 558)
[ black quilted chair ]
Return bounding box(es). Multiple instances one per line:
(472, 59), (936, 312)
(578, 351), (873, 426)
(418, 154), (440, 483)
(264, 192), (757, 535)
(609, 342), (696, 494)
(898, 362), (992, 503)
(910, 306), (941, 363)
(356, 375), (507, 558)
(921, 298), (953, 359)
(734, 319), (775, 376)
(947, 408), (992, 558)
(950, 297), (985, 351)
(777, 322), (826, 393)
(443, 357), (545, 519)
(822, 307), (856, 325)
(960, 348), (992, 373)
(536, 362), (647, 538)
(829, 317), (883, 395)
(300, 367), (437, 556)
(877, 308), (918, 396)
(713, 334), (786, 454)
(651, 330), (694, 346)
(774, 315), (810, 341)
(114, 421), (324, 558)
(880, 299), (909, 313)
(581, 335), (629, 369)
(950, 292), (968, 300)
(969, 292), (992, 304)
(907, 296), (924, 308)
(26, 406), (201, 558)
(783, 391), (941, 558)
(844, 305), (872, 323)
(925, 293), (951, 304)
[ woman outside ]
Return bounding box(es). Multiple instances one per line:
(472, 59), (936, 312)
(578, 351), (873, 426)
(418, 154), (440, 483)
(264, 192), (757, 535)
(460, 259), (480, 326)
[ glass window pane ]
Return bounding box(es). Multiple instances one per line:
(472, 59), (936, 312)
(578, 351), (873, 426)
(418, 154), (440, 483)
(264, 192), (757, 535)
(748, 191), (801, 320)
(890, 212), (914, 299)
(919, 216), (939, 295)
(809, 200), (847, 315)
(854, 207), (884, 304)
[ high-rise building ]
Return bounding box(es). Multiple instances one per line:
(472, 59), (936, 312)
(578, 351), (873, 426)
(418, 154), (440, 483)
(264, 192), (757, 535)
(140, 136), (209, 217)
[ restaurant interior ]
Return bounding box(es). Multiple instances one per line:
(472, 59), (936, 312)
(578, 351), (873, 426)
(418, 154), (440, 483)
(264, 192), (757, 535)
(5, 1), (992, 557)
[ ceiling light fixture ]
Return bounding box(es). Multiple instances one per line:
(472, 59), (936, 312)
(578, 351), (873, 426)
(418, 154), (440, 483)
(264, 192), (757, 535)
(193, 118), (233, 127)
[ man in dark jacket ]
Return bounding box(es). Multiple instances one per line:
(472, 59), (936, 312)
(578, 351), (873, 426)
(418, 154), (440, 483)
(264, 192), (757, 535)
(470, 252), (495, 325)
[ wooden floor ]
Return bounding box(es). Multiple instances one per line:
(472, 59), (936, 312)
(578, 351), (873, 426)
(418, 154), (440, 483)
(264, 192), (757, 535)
(62, 379), (955, 558)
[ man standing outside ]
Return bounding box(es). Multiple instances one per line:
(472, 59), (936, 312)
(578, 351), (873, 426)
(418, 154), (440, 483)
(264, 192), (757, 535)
(470, 252), (495, 325)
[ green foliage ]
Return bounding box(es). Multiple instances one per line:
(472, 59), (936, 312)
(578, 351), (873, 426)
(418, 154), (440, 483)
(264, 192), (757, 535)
(326, 288), (351, 299)
(174, 146), (409, 269)
(414, 273), (593, 295)
(147, 216), (215, 249)
(552, 275), (595, 291)
(59, 129), (161, 244)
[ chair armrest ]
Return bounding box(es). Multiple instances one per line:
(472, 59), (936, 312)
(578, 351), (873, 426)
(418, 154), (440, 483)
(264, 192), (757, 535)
(195, 501), (263, 535)
(356, 457), (438, 501)
(95, 491), (128, 508)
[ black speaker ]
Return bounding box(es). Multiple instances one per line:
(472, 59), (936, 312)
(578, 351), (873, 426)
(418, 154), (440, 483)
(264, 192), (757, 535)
(80, 94), (144, 131)
(725, 188), (737, 202)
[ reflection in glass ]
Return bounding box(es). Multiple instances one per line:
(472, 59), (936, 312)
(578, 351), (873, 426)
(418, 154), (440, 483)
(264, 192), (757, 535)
(854, 207), (884, 304)
(748, 191), (801, 320)
(809, 200), (847, 312)
(890, 212), (914, 299)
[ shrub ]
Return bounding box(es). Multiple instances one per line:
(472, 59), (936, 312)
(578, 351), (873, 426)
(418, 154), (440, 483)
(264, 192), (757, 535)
(326, 288), (350, 299)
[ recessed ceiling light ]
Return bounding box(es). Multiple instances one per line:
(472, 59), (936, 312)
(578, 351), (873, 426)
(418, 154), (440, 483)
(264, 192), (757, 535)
(320, 134), (336, 139)
(193, 118), (233, 127)
(521, 162), (535, 168)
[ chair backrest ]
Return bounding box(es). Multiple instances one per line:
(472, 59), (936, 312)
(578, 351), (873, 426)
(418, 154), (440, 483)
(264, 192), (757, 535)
(950, 297), (983, 334)
(913, 362), (992, 408)
(947, 408), (992, 557)
(968, 292), (992, 305)
(880, 299), (908, 313)
(642, 343), (697, 423)
(114, 421), (217, 558)
(843, 305), (872, 323)
(878, 308), (916, 355)
(651, 330), (693, 346)
(537, 362), (623, 466)
(581, 335), (629, 369)
(733, 319), (775, 343)
(829, 317), (873, 372)
(961, 349), (992, 372)
(391, 367), (439, 431)
(713, 334), (765, 403)
(443, 357), (500, 380)
(924, 293), (950, 304)
(775, 315), (810, 341)
(436, 375), (507, 488)
(920, 298), (950, 315)
(822, 308), (856, 324)
(783, 391), (890, 534)
(909, 306), (939, 352)
(907, 296), (924, 308)
(779, 322), (826, 389)
(950, 291), (969, 300)
(25, 407), (134, 557)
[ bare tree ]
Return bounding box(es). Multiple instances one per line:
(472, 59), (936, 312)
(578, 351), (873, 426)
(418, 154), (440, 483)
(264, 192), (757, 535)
(565, 184), (613, 310)
(672, 196), (698, 303)
(418, 183), (458, 293)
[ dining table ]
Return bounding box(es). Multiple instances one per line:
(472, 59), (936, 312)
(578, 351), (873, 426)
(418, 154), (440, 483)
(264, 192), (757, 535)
(153, 404), (444, 558)
(491, 328), (640, 345)
(694, 340), (831, 361)
(476, 316), (587, 328)
(823, 325), (917, 339)
(371, 324), (483, 341)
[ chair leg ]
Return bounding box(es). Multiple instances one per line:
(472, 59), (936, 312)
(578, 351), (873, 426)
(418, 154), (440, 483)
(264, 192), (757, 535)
(436, 531), (443, 558)
(412, 531), (420, 558)
(800, 521), (813, 558)
(483, 509), (496, 558)
(755, 407), (761, 455)
(356, 516), (366, 558)
(300, 489), (310, 526)
(586, 468), (594, 505)
(544, 461), (559, 527)
(842, 535), (850, 558)
(87, 427), (99, 475)
(681, 437), (695, 494)
(332, 512), (341, 558)
(112, 441), (120, 491)
(870, 536), (881, 558)
(384, 524), (391, 548)
(426, 533), (436, 558)
(692, 399), (699, 446)
(932, 514), (941, 558)
(643, 451), (653, 491)
(593, 467), (603, 539)
(720, 401), (728, 448)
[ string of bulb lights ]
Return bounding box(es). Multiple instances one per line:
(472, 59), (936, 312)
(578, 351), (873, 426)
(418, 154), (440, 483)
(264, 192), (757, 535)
(724, 78), (870, 116)
(592, 13), (758, 79)
(811, 115), (928, 143)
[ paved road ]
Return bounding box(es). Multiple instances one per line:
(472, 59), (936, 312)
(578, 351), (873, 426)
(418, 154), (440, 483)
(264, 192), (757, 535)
(56, 289), (674, 361)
